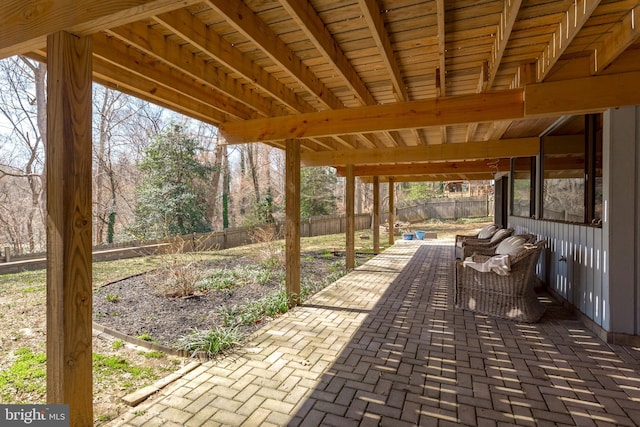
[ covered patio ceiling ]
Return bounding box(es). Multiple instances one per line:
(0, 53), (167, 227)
(3, 0), (640, 182)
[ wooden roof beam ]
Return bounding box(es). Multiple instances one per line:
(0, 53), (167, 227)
(92, 56), (229, 125)
(335, 159), (511, 177)
(280, 0), (374, 107)
(486, 62), (535, 140)
(359, 0), (408, 101)
(483, 0), (523, 91)
(205, 0), (342, 112)
(302, 138), (539, 167)
(92, 33), (245, 122)
(154, 9), (314, 115)
(358, 0), (416, 146)
(279, 0), (401, 148)
(0, 0), (200, 58)
(107, 22), (274, 119)
(466, 63), (487, 142)
(591, 4), (640, 75)
(537, 0), (601, 82)
(359, 173), (496, 183)
(221, 70), (640, 145)
(335, 148), (585, 177)
(525, 70), (640, 116)
(220, 89), (524, 143)
(435, 0), (448, 144)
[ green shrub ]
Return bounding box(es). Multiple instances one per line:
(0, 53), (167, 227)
(219, 289), (290, 327)
(177, 326), (244, 358)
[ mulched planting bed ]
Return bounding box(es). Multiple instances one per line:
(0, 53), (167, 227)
(93, 253), (345, 348)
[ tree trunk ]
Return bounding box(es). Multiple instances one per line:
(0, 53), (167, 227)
(247, 144), (261, 202)
(34, 62), (47, 228)
(94, 90), (110, 244)
(209, 140), (224, 229)
(222, 145), (231, 229)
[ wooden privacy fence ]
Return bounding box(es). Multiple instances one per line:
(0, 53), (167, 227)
(381, 196), (494, 223)
(0, 214), (372, 273)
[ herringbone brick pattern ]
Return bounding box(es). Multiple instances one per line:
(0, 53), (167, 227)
(110, 240), (640, 426)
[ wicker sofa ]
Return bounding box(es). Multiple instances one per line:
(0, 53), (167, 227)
(453, 239), (546, 323)
(455, 227), (515, 259)
(454, 224), (498, 249)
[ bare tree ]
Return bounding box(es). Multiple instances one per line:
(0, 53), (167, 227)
(0, 57), (46, 253)
(92, 86), (176, 244)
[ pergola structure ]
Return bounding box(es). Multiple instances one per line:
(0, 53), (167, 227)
(2, 0), (640, 424)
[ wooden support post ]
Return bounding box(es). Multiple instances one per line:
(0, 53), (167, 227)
(388, 178), (395, 245)
(373, 176), (380, 254)
(346, 164), (355, 270)
(46, 31), (93, 426)
(285, 139), (301, 306)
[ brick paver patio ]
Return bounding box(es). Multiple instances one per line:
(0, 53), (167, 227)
(109, 240), (640, 426)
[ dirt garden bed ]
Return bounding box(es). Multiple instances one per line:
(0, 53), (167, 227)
(92, 251), (348, 350)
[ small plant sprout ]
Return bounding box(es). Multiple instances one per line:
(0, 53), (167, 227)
(106, 294), (120, 303)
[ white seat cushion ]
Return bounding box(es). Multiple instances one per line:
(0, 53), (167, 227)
(477, 225), (497, 239)
(495, 236), (526, 257)
(489, 228), (510, 243)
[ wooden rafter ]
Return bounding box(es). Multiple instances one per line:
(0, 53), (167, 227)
(591, 4), (640, 74)
(485, 0), (598, 141)
(154, 9), (314, 115)
(280, 0), (374, 106)
(466, 63), (487, 142)
(358, 0), (418, 146)
(0, 0), (200, 58)
(93, 33), (253, 121)
(484, 0), (523, 91)
(526, 70), (640, 116)
(335, 159), (511, 177)
(93, 54), (231, 125)
(359, 173), (496, 183)
(436, 0), (447, 144)
(205, 0), (369, 149)
(537, 0), (601, 82)
(278, 0), (392, 148)
(358, 0), (408, 101)
(303, 138), (539, 167)
(205, 0), (342, 112)
(221, 89), (525, 143)
(107, 23), (274, 119)
(335, 151), (585, 177)
(29, 46), (233, 125)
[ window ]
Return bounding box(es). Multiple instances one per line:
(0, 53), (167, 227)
(511, 157), (535, 217)
(542, 136), (585, 222)
(541, 114), (602, 224)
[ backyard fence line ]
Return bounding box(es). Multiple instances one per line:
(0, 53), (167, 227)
(0, 214), (372, 273)
(381, 195), (494, 223)
(1, 195), (492, 272)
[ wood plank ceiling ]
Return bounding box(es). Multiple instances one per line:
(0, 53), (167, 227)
(2, 0), (640, 182)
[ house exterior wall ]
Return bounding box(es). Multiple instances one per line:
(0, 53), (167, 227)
(509, 217), (605, 327)
(602, 106), (640, 336)
(509, 106), (640, 338)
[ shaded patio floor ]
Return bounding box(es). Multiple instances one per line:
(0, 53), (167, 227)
(109, 239), (640, 426)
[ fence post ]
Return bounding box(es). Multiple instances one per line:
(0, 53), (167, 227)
(486, 194), (490, 217)
(3, 246), (9, 262)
